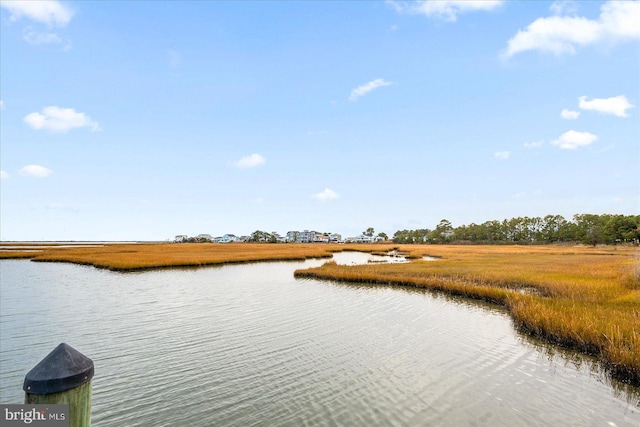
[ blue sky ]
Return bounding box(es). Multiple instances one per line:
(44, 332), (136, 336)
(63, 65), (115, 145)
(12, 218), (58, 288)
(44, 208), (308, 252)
(1, 0), (638, 241)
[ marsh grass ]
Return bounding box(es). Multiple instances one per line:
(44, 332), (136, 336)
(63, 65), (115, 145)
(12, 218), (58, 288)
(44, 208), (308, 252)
(625, 256), (640, 290)
(0, 251), (42, 259)
(0, 243), (399, 271)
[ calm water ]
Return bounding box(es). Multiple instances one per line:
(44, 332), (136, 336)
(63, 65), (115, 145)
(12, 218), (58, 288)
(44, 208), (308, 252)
(1, 254), (638, 426)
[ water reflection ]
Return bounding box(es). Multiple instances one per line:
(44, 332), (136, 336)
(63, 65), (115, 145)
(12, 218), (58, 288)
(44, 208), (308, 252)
(516, 331), (640, 407)
(330, 251), (408, 265)
(317, 261), (640, 406)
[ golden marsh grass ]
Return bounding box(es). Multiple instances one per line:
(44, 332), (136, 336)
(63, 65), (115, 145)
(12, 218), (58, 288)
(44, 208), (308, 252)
(0, 243), (348, 270)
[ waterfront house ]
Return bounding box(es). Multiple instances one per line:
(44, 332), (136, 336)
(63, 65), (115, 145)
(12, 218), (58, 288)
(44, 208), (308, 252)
(297, 230), (315, 243)
(271, 232), (286, 243)
(353, 234), (375, 243)
(216, 234), (240, 243)
(329, 233), (342, 243)
(313, 234), (329, 243)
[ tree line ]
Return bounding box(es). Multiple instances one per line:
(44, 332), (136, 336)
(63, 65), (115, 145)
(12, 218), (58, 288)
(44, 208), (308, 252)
(392, 214), (640, 246)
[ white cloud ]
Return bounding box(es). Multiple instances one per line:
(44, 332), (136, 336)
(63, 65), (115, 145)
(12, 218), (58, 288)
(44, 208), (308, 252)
(19, 165), (53, 178)
(560, 109), (580, 119)
(23, 26), (62, 45)
(578, 95), (634, 117)
(503, 0), (640, 58)
(0, 0), (74, 27)
(390, 0), (503, 22)
(550, 1), (579, 16)
(0, 170), (9, 180)
(599, 0), (640, 40)
(503, 16), (600, 57)
(523, 140), (544, 148)
(349, 78), (394, 101)
(494, 151), (510, 160)
(24, 106), (101, 133)
(313, 188), (339, 201)
(551, 130), (597, 149)
(232, 153), (266, 169)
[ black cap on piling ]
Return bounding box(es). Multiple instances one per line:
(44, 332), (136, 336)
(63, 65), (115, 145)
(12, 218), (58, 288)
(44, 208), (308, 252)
(23, 343), (94, 395)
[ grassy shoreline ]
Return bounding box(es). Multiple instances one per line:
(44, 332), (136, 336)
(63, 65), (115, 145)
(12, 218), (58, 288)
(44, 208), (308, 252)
(0, 243), (341, 271)
(2, 242), (638, 385)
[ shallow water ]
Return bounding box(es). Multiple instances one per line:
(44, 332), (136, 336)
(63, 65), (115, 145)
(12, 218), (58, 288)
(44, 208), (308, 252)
(1, 258), (638, 426)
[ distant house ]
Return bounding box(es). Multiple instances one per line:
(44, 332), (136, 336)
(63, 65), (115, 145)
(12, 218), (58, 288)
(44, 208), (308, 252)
(286, 231), (299, 242)
(196, 234), (213, 241)
(314, 234), (329, 243)
(328, 233), (342, 243)
(216, 234), (240, 243)
(297, 230), (315, 243)
(353, 234), (375, 243)
(271, 232), (286, 243)
(174, 235), (188, 242)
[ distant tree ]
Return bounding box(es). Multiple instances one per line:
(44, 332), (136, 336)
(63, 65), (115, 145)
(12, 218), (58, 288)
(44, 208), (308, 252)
(541, 215), (567, 242)
(393, 228), (432, 244)
(363, 227), (375, 237)
(377, 232), (388, 241)
(250, 230), (274, 243)
(392, 213), (639, 246)
(484, 220), (504, 242)
(603, 215), (640, 244)
(393, 229), (413, 244)
(430, 219), (453, 244)
(573, 214), (607, 246)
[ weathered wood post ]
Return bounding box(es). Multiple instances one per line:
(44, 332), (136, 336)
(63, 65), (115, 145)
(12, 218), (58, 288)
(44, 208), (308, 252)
(23, 343), (94, 427)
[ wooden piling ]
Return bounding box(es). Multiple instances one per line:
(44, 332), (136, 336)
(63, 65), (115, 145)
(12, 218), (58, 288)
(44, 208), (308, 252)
(23, 343), (94, 427)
